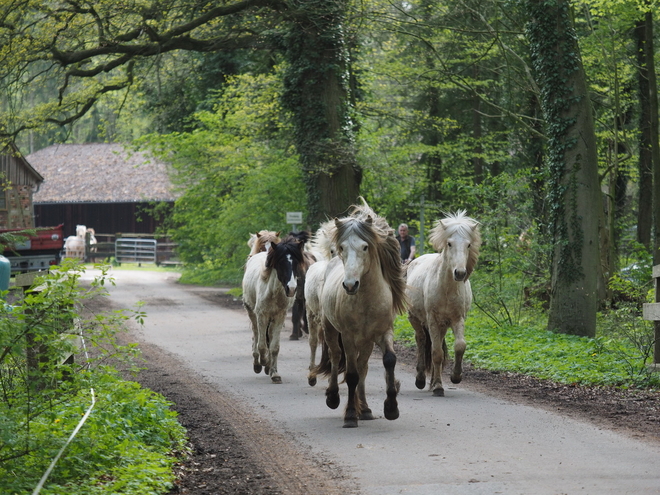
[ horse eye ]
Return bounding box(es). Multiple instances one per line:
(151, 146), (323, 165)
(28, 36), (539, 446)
(363, 245), (368, 251)
(447, 242), (452, 247)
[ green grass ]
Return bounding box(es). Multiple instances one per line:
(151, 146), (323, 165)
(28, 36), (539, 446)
(394, 312), (660, 389)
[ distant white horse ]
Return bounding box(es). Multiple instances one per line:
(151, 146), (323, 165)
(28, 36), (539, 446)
(405, 210), (481, 396)
(63, 225), (87, 259)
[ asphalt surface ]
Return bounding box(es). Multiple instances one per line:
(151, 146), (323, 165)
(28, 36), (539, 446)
(83, 268), (660, 495)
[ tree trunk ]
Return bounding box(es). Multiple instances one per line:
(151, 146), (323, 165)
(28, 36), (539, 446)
(635, 17), (653, 250)
(525, 0), (602, 337)
(282, 1), (361, 227)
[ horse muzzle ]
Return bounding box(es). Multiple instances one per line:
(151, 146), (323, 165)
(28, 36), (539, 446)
(342, 281), (359, 295)
(453, 269), (467, 282)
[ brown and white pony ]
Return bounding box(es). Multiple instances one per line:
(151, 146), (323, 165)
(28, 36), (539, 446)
(405, 210), (481, 396)
(311, 200), (407, 427)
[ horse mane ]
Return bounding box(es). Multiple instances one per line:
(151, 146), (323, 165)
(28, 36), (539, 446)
(262, 234), (306, 281)
(307, 219), (336, 260)
(428, 210), (482, 277)
(333, 199), (407, 314)
(248, 230), (281, 257)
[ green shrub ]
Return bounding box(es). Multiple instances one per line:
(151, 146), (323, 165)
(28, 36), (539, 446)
(0, 261), (187, 495)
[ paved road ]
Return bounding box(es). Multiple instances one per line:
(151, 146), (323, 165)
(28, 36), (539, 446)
(85, 269), (660, 495)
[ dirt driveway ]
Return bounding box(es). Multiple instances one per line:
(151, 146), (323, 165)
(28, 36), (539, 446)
(84, 269), (660, 495)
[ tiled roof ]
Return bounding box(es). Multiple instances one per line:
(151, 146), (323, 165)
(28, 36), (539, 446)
(28, 143), (178, 204)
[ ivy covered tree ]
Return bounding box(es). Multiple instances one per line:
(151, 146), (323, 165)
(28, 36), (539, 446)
(525, 0), (603, 337)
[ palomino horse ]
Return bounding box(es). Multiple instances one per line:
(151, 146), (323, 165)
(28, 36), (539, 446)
(311, 201), (407, 427)
(405, 210), (481, 396)
(242, 234), (307, 383)
(247, 230), (281, 257)
(303, 220), (337, 384)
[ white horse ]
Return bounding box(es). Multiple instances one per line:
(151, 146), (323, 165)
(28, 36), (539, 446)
(63, 224), (87, 259)
(405, 210), (481, 396)
(242, 234), (306, 383)
(310, 201), (407, 427)
(303, 220), (337, 384)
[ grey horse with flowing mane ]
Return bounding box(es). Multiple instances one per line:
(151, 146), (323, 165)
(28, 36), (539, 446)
(405, 210), (481, 397)
(310, 200), (407, 427)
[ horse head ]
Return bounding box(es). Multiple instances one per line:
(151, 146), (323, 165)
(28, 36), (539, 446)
(266, 235), (306, 297)
(333, 216), (378, 295)
(429, 210), (481, 282)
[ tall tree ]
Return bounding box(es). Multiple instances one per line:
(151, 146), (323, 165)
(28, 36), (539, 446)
(281, 0), (361, 225)
(635, 16), (654, 250)
(525, 0), (602, 337)
(0, 0), (361, 224)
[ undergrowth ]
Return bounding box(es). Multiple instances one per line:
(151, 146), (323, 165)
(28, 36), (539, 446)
(0, 261), (188, 494)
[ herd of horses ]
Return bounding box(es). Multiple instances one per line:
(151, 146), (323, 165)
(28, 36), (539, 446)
(241, 199), (481, 428)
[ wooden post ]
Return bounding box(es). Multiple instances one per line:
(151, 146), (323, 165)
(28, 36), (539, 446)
(642, 264), (660, 368)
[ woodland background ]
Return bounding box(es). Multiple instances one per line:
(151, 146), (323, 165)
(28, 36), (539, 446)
(1, 0), (659, 340)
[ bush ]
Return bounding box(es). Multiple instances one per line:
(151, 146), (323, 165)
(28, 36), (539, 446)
(0, 261), (187, 494)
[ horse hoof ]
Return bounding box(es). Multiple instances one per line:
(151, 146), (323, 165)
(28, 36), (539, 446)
(360, 409), (374, 420)
(289, 334), (299, 341)
(326, 394), (340, 410)
(253, 364), (262, 374)
(432, 387), (445, 397)
(264, 366), (270, 375)
(450, 374), (462, 384)
(308, 376), (317, 387)
(343, 419), (359, 428)
(271, 375), (282, 384)
(415, 377), (426, 390)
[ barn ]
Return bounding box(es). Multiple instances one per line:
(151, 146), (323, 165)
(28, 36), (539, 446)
(27, 143), (177, 238)
(0, 142), (44, 229)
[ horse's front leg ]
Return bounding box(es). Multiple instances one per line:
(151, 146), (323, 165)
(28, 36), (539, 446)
(323, 322), (342, 411)
(356, 341), (374, 420)
(408, 313), (428, 390)
(267, 314), (285, 384)
(450, 318), (466, 384)
(429, 322), (449, 397)
(245, 305), (262, 374)
(377, 331), (400, 420)
(256, 314), (270, 371)
(341, 337), (360, 428)
(307, 313), (321, 386)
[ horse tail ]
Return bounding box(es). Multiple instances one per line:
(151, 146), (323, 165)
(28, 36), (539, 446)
(313, 332), (346, 378)
(422, 324), (433, 374)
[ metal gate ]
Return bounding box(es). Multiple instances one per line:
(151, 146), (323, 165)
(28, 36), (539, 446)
(115, 238), (157, 265)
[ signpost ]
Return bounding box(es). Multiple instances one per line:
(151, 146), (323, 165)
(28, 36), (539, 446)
(286, 211), (303, 232)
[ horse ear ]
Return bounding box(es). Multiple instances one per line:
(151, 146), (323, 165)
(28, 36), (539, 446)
(365, 215), (373, 225)
(334, 218), (341, 229)
(276, 231), (281, 237)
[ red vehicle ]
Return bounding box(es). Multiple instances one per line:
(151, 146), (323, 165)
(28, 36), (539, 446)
(1, 224), (64, 273)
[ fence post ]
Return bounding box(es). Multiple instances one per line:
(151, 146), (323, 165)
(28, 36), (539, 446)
(642, 264), (660, 368)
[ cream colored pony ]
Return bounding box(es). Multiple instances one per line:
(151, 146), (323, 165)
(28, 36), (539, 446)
(405, 210), (481, 396)
(311, 201), (407, 427)
(303, 220), (336, 384)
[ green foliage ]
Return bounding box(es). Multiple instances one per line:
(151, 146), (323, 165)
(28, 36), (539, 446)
(139, 72), (306, 283)
(393, 310), (659, 388)
(0, 261), (187, 494)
